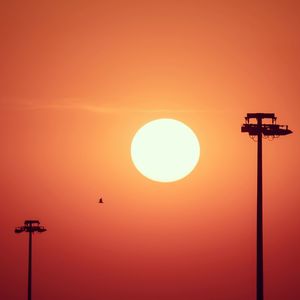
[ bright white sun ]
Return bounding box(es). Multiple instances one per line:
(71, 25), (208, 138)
(131, 118), (200, 182)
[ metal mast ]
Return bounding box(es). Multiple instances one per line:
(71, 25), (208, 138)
(15, 220), (47, 300)
(241, 113), (292, 300)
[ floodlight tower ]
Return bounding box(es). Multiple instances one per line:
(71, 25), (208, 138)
(15, 220), (47, 300)
(241, 113), (292, 300)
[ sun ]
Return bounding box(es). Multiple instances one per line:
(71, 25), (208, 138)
(131, 118), (200, 182)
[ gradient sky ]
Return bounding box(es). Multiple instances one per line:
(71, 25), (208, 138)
(1, 1), (299, 299)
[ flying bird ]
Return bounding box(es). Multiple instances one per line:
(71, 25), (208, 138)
(99, 197), (104, 204)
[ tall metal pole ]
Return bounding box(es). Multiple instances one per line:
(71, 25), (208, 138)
(257, 118), (263, 300)
(28, 225), (32, 300)
(241, 113), (292, 300)
(15, 220), (47, 300)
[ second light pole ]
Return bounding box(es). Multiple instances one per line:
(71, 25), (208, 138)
(15, 220), (47, 300)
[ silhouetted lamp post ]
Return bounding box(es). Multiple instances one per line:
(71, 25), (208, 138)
(15, 220), (47, 300)
(241, 113), (292, 300)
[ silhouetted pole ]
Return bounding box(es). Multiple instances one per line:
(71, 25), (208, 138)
(28, 224), (32, 300)
(241, 113), (292, 300)
(257, 118), (263, 300)
(15, 220), (47, 300)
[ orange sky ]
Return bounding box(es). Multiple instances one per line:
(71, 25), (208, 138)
(1, 1), (299, 299)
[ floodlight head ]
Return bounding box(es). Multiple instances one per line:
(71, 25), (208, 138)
(15, 220), (47, 234)
(37, 227), (47, 233)
(241, 124), (293, 136)
(15, 227), (25, 234)
(241, 113), (292, 137)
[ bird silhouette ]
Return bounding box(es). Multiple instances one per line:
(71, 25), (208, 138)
(99, 197), (104, 204)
